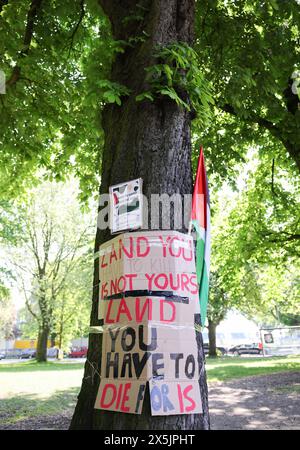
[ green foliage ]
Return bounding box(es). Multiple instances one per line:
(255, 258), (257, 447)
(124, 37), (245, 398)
(207, 271), (230, 326)
(221, 153), (300, 265)
(0, 0), (111, 202)
(136, 42), (214, 123)
(278, 312), (300, 327)
(0, 201), (19, 325)
(20, 249), (92, 349)
(0, 201), (22, 245)
(1, 0), (299, 199)
(97, 79), (131, 106)
(0, 288), (15, 340)
(51, 249), (93, 349)
(194, 0), (300, 179)
(210, 149), (300, 323)
(4, 179), (95, 348)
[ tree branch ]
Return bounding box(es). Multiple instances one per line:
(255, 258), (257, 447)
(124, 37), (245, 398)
(220, 103), (300, 171)
(41, 213), (52, 273)
(26, 220), (43, 275)
(68, 0), (85, 58)
(5, 0), (42, 88)
(283, 78), (300, 116)
(263, 231), (300, 243)
(271, 158), (278, 198)
(221, 103), (281, 135)
(20, 277), (39, 322)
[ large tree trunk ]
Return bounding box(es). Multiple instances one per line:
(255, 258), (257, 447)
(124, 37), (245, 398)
(70, 0), (210, 430)
(208, 320), (217, 358)
(36, 324), (49, 362)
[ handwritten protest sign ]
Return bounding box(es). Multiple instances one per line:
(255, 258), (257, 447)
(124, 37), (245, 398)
(94, 231), (202, 415)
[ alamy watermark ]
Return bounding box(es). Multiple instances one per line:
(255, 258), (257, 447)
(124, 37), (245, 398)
(97, 193), (199, 233)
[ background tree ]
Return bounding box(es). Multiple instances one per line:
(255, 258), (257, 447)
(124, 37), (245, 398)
(0, 288), (15, 341)
(52, 250), (93, 353)
(206, 272), (229, 357)
(19, 251), (92, 355)
(0, 201), (20, 342)
(7, 180), (94, 361)
(207, 149), (300, 349)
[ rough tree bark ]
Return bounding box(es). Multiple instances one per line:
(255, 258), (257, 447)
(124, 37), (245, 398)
(208, 320), (217, 358)
(36, 323), (49, 362)
(36, 287), (51, 362)
(70, 0), (210, 430)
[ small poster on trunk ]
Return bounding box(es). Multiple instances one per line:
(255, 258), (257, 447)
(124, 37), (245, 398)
(109, 178), (143, 234)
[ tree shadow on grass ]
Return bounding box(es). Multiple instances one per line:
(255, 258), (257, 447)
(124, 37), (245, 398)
(0, 387), (79, 429)
(208, 371), (300, 430)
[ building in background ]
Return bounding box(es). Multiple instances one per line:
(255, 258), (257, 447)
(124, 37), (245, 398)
(202, 310), (261, 349)
(261, 326), (300, 356)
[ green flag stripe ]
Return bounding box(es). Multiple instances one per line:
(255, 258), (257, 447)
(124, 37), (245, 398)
(195, 237), (205, 284)
(199, 261), (209, 326)
(192, 219), (209, 326)
(192, 219), (205, 283)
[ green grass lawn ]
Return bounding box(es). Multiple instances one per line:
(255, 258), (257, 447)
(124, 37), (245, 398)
(0, 355), (299, 426)
(0, 360), (85, 425)
(205, 355), (300, 383)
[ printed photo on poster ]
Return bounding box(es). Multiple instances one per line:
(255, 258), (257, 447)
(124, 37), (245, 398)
(109, 178), (143, 234)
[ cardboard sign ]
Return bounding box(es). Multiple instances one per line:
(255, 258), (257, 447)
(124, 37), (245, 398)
(94, 379), (202, 415)
(109, 178), (143, 233)
(95, 379), (146, 414)
(98, 231), (200, 319)
(95, 231), (202, 416)
(149, 380), (202, 415)
(100, 322), (199, 381)
(101, 296), (195, 326)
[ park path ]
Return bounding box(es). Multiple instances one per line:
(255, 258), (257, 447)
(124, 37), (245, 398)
(0, 371), (299, 430)
(208, 371), (300, 430)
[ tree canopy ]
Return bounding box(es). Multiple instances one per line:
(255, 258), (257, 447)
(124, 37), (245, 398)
(194, 0), (300, 179)
(1, 0), (299, 198)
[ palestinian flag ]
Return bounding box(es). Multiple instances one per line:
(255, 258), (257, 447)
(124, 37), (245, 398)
(191, 147), (211, 326)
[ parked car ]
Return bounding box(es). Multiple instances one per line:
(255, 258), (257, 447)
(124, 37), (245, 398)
(19, 349), (36, 359)
(228, 343), (262, 356)
(2, 349), (22, 359)
(47, 347), (59, 358)
(0, 352), (5, 360)
(68, 347), (87, 358)
(203, 343), (227, 356)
